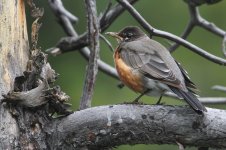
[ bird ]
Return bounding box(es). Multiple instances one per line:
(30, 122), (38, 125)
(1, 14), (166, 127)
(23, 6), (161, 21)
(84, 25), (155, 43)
(106, 26), (207, 114)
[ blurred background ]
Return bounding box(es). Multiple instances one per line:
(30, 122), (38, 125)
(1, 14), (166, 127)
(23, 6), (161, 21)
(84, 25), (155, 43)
(28, 0), (226, 149)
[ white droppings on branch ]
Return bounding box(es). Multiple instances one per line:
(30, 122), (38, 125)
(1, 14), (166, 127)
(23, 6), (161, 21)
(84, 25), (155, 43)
(107, 110), (112, 127)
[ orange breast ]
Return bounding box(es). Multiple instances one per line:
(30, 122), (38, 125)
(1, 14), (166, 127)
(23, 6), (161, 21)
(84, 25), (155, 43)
(114, 50), (144, 93)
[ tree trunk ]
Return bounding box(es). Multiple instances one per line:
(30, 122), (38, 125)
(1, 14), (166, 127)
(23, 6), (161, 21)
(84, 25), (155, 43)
(0, 0), (29, 149)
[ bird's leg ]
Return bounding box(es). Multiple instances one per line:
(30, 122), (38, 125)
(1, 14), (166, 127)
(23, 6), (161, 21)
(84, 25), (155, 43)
(133, 89), (150, 103)
(156, 95), (163, 105)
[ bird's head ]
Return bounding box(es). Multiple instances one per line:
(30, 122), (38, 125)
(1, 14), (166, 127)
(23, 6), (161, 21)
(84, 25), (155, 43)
(106, 26), (145, 43)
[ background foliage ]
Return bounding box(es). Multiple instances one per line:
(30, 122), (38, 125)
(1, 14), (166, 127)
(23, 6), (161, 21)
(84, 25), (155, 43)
(29, 1), (226, 149)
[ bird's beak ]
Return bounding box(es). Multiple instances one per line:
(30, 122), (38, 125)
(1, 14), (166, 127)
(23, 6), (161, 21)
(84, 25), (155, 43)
(105, 32), (123, 42)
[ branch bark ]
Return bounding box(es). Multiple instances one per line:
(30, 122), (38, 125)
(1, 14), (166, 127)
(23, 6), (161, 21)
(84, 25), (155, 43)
(80, 0), (100, 110)
(45, 105), (226, 149)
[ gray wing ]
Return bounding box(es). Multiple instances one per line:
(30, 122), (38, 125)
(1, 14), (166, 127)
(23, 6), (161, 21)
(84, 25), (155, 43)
(120, 48), (182, 88)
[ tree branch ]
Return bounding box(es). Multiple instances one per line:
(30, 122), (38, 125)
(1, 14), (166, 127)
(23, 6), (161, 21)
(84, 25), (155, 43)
(45, 105), (226, 149)
(47, 0), (138, 54)
(47, 0), (78, 23)
(169, 4), (196, 52)
(212, 85), (226, 93)
(80, 0), (100, 110)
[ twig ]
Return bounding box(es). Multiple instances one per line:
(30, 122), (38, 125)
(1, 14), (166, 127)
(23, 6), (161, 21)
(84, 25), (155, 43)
(222, 35), (226, 57)
(198, 97), (226, 104)
(212, 85), (226, 93)
(99, 0), (138, 31)
(169, 22), (194, 52)
(99, 0), (112, 32)
(99, 34), (114, 52)
(48, 0), (78, 23)
(80, 0), (100, 110)
(169, 4), (196, 52)
(116, 0), (226, 65)
(164, 92), (226, 104)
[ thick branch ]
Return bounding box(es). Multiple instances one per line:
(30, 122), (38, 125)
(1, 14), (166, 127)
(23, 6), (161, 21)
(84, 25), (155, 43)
(46, 105), (226, 149)
(80, 0), (100, 110)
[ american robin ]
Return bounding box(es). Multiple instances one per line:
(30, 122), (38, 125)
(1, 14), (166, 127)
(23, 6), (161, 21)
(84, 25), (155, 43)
(106, 26), (207, 114)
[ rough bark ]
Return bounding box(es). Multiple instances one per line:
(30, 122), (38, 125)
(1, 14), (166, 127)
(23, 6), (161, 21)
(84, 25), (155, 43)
(0, 0), (29, 148)
(80, 0), (100, 110)
(45, 105), (226, 149)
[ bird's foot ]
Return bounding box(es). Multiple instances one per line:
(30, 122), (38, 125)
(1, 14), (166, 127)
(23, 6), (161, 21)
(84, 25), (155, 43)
(155, 101), (165, 105)
(155, 95), (164, 105)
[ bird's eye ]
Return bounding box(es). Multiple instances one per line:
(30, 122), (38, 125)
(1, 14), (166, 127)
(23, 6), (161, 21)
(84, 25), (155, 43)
(127, 32), (133, 38)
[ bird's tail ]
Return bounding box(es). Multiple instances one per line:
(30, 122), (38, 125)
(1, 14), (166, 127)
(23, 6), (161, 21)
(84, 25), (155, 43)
(170, 87), (207, 114)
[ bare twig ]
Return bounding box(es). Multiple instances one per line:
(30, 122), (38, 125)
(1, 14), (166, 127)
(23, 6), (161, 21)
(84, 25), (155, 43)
(99, 0), (138, 31)
(164, 92), (226, 104)
(222, 35), (226, 57)
(212, 85), (226, 93)
(99, 0), (112, 31)
(169, 21), (195, 52)
(100, 34), (114, 52)
(116, 0), (226, 65)
(169, 4), (197, 52)
(48, 0), (78, 23)
(80, 0), (100, 110)
(198, 97), (226, 104)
